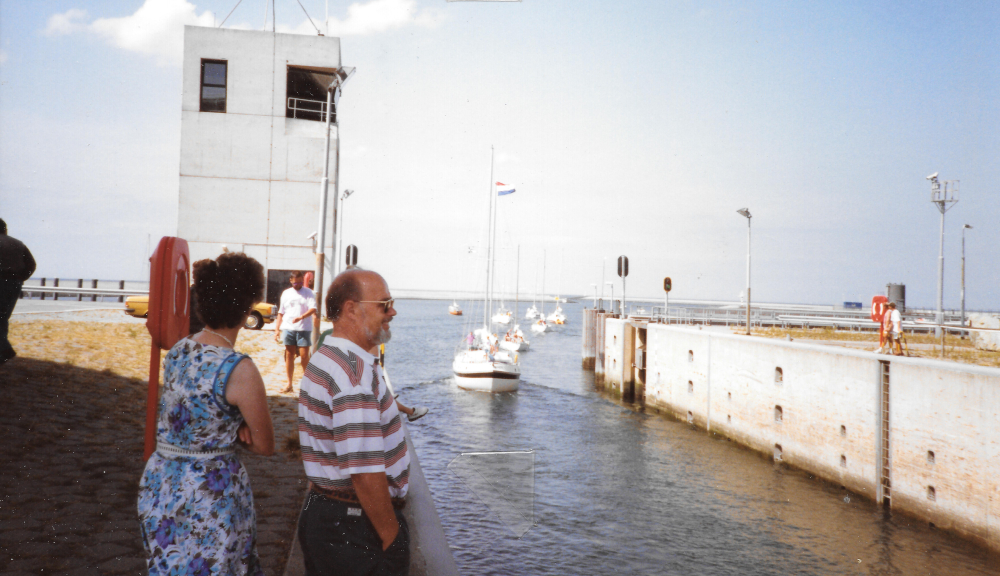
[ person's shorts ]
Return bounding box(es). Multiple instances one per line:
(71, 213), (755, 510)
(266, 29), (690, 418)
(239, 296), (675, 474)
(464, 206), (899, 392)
(888, 332), (901, 341)
(283, 330), (312, 347)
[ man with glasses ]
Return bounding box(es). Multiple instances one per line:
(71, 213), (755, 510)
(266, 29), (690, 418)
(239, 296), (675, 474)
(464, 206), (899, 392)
(297, 269), (411, 575)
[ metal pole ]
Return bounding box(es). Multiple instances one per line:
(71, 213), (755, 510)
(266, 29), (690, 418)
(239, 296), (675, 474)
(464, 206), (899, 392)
(961, 225), (968, 338)
(314, 87), (335, 347)
(937, 209), (945, 357)
(746, 217), (752, 335)
(937, 208), (945, 342)
(515, 245), (520, 323)
(622, 274), (626, 318)
(484, 147), (494, 329)
(601, 258), (605, 309)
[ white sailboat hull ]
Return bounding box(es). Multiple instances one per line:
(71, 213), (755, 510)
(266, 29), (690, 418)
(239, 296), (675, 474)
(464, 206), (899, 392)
(452, 355), (521, 392)
(499, 340), (529, 352)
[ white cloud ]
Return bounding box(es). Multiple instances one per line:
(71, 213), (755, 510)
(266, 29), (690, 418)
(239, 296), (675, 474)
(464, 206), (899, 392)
(324, 0), (443, 36)
(44, 8), (88, 36)
(89, 0), (214, 66)
(44, 0), (213, 66)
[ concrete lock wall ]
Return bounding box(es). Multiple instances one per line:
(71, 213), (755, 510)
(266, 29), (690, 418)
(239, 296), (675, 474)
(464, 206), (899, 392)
(602, 320), (1000, 552)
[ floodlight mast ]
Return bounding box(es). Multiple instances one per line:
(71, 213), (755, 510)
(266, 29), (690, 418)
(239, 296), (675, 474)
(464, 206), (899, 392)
(314, 66), (355, 348)
(736, 208), (752, 335)
(927, 173), (958, 346)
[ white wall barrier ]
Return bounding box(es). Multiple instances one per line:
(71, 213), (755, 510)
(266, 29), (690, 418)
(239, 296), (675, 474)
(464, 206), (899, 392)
(602, 319), (1000, 552)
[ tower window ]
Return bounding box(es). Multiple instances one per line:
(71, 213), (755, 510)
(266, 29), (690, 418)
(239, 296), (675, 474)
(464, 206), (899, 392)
(200, 60), (227, 113)
(286, 66), (339, 122)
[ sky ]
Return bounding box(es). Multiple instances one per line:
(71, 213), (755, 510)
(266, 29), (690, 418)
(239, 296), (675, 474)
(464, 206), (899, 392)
(1, 0), (998, 309)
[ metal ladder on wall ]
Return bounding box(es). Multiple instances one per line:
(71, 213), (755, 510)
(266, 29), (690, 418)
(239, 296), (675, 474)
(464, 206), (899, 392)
(879, 361), (892, 508)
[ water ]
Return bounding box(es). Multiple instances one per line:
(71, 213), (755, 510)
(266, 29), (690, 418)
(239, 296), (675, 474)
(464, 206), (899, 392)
(385, 299), (999, 575)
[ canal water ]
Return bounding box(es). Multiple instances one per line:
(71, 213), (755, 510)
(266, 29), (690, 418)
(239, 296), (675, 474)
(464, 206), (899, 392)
(384, 299), (999, 575)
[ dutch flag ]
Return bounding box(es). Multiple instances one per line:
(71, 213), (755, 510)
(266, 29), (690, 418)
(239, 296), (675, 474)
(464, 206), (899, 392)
(496, 182), (516, 196)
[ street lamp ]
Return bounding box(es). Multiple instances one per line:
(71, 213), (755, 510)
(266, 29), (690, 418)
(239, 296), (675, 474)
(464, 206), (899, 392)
(927, 172), (958, 342)
(590, 283), (598, 310)
(336, 189), (355, 274)
(314, 65), (355, 348)
(605, 281), (615, 314)
(736, 207), (752, 335)
(961, 223), (973, 338)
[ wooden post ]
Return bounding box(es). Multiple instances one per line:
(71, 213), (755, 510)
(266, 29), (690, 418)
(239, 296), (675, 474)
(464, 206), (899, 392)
(53, 278), (59, 300)
(92, 279), (98, 302)
(119, 280), (125, 302)
(77, 279), (84, 301)
(40, 278), (46, 300)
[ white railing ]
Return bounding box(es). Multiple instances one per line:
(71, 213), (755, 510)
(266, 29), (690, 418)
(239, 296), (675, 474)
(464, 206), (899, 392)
(287, 97), (330, 121)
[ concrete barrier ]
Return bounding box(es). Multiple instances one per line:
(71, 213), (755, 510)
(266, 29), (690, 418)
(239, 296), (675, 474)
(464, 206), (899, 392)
(970, 314), (1000, 351)
(602, 319), (1000, 553)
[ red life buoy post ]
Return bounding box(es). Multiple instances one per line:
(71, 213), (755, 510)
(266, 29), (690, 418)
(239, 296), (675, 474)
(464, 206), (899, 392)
(143, 237), (190, 461)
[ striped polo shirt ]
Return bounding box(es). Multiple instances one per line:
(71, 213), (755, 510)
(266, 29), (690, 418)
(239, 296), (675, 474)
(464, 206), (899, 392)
(298, 336), (409, 498)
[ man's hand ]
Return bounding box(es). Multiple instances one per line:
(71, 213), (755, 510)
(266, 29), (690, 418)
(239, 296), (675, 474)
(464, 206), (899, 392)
(352, 473), (399, 551)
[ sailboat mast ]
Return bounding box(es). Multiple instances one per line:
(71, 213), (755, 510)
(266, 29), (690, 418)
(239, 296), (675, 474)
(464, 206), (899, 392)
(541, 249), (546, 316)
(484, 147), (494, 329)
(490, 166), (499, 326)
(515, 245), (520, 323)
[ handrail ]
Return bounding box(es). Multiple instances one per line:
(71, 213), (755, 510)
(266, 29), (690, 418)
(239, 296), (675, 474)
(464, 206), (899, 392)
(287, 97), (330, 121)
(21, 286), (147, 296)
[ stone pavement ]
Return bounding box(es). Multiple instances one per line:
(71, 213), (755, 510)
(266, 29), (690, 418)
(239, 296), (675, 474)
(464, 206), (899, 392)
(0, 313), (308, 575)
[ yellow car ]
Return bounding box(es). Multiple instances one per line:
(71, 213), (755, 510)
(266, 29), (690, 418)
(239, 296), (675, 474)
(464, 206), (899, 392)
(124, 296), (277, 330)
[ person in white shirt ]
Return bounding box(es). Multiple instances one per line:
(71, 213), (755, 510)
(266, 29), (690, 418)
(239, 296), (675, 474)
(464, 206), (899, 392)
(887, 302), (903, 356)
(274, 271), (317, 393)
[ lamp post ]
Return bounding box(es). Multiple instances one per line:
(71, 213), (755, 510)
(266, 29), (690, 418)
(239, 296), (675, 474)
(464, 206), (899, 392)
(314, 65), (355, 348)
(605, 281), (615, 315)
(336, 189), (354, 274)
(961, 224), (973, 338)
(590, 283), (598, 310)
(736, 208), (752, 335)
(927, 173), (958, 345)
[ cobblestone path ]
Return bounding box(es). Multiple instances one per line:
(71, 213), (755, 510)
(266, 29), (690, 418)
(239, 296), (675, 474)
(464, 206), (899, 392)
(1, 316), (307, 576)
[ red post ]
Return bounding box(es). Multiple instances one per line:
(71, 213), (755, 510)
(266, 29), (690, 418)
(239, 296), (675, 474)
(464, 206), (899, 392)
(142, 237), (190, 462)
(144, 345), (161, 460)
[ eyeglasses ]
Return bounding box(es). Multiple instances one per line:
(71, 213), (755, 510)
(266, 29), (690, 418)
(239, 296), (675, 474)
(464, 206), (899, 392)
(357, 298), (395, 312)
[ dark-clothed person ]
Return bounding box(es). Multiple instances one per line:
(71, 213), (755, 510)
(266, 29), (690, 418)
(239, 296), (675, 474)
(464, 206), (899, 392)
(298, 268), (410, 576)
(0, 219), (36, 365)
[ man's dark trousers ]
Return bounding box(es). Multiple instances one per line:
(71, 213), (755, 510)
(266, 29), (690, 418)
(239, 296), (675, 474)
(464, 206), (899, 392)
(299, 491), (410, 576)
(0, 278), (23, 361)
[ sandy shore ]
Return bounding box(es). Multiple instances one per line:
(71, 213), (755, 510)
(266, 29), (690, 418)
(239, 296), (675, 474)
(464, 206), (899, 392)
(1, 310), (307, 575)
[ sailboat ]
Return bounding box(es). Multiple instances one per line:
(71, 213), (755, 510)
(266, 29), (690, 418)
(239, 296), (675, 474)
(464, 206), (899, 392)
(448, 301), (463, 315)
(501, 246), (530, 351)
(453, 148), (520, 392)
(547, 296), (567, 325)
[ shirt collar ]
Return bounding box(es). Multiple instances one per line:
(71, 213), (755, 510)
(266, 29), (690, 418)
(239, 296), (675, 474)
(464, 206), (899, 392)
(324, 335), (376, 364)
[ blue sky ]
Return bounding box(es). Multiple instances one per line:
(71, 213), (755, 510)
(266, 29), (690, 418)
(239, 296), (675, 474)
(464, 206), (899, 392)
(1, 0), (997, 308)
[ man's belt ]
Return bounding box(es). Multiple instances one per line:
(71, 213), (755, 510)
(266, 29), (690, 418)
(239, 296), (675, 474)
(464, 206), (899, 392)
(310, 482), (406, 510)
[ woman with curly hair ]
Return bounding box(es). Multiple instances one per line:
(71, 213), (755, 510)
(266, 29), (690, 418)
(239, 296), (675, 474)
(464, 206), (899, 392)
(137, 252), (274, 576)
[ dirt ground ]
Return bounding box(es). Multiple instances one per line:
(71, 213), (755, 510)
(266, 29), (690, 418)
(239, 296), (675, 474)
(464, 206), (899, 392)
(1, 310), (307, 575)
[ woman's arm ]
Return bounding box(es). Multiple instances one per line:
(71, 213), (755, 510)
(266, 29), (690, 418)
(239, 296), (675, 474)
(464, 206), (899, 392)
(225, 359), (275, 456)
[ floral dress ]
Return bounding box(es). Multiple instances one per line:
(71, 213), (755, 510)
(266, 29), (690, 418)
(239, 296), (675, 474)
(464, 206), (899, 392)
(137, 337), (264, 576)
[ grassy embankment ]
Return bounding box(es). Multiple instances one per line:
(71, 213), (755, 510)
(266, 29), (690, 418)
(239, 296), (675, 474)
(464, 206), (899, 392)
(744, 326), (1000, 368)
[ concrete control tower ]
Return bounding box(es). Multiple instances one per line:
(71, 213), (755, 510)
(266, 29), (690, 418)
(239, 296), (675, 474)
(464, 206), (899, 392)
(177, 26), (343, 302)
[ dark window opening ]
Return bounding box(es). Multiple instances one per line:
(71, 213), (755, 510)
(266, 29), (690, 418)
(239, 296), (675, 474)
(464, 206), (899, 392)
(200, 60), (227, 113)
(286, 66), (338, 122)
